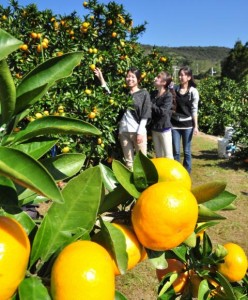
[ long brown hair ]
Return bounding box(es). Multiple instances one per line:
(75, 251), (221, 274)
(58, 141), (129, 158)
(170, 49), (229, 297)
(178, 66), (197, 88)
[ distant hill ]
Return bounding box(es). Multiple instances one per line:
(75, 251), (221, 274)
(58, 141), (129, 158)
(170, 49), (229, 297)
(141, 45), (231, 76)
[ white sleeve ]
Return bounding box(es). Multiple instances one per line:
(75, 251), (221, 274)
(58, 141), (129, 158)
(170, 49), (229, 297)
(137, 119), (148, 134)
(101, 83), (111, 94)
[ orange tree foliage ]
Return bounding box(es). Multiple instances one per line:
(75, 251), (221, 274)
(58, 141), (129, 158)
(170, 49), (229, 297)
(0, 0), (172, 165)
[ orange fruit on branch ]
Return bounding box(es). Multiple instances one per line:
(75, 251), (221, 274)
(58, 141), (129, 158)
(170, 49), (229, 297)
(217, 242), (248, 282)
(51, 240), (115, 300)
(156, 259), (189, 294)
(151, 157), (191, 190)
(0, 216), (30, 300)
(131, 182), (198, 251)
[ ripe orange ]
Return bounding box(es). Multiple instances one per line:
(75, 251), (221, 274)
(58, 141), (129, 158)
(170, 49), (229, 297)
(111, 32), (117, 38)
(85, 89), (92, 95)
(88, 112), (96, 119)
(156, 259), (189, 293)
(151, 157), (191, 190)
(217, 243), (248, 282)
(131, 182), (198, 251)
(51, 240), (115, 300)
(89, 64), (96, 71)
(30, 32), (37, 39)
(20, 44), (28, 51)
(0, 216), (30, 300)
(111, 223), (143, 275)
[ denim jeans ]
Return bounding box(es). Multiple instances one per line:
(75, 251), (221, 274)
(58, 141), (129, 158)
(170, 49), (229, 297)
(172, 128), (193, 173)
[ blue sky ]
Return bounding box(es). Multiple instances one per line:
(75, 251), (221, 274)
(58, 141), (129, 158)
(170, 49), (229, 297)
(1, 0), (247, 48)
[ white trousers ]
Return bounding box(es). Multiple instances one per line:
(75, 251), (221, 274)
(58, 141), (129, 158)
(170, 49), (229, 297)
(152, 129), (174, 159)
(119, 132), (147, 168)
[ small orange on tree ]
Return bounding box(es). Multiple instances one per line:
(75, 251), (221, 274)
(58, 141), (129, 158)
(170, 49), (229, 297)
(217, 242), (248, 282)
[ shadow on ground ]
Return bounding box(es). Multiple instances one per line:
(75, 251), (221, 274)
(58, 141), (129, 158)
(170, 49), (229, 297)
(193, 149), (248, 171)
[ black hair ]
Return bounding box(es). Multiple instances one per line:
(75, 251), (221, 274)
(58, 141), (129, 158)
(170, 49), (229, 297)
(126, 67), (142, 82)
(178, 66), (197, 88)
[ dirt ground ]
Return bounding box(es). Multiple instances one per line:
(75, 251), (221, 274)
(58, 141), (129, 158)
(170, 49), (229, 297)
(116, 132), (248, 300)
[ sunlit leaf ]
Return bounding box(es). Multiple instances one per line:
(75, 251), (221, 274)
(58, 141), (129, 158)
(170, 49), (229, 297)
(203, 191), (237, 211)
(18, 277), (51, 300)
(0, 147), (63, 203)
(112, 160), (140, 198)
(30, 166), (102, 268)
(0, 28), (23, 60)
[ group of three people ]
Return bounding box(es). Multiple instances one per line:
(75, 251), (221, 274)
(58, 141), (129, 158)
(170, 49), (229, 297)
(94, 66), (199, 174)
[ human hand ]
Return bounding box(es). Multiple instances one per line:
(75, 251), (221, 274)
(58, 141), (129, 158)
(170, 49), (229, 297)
(137, 134), (144, 144)
(94, 67), (105, 84)
(194, 127), (199, 135)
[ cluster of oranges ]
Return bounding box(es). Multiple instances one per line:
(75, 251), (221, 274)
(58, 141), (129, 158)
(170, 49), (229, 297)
(0, 158), (247, 299)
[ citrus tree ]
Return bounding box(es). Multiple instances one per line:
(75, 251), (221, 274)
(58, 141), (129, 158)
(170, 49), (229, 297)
(198, 76), (248, 156)
(0, 0), (172, 164)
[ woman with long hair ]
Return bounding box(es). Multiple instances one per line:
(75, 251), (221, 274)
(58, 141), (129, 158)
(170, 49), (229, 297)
(171, 66), (199, 173)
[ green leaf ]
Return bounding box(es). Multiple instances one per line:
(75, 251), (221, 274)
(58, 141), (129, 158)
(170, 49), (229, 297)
(203, 191), (237, 211)
(41, 153), (85, 181)
(195, 221), (220, 234)
(7, 116), (101, 145)
(99, 184), (133, 214)
(191, 181), (227, 204)
(11, 137), (58, 159)
(198, 204), (226, 222)
(18, 277), (51, 300)
(15, 52), (84, 113)
(171, 245), (188, 263)
(216, 272), (237, 300)
(0, 59), (16, 124)
(115, 290), (128, 300)
(30, 166), (102, 268)
(148, 251), (168, 269)
(0, 175), (20, 214)
(198, 279), (210, 300)
(0, 28), (23, 60)
(112, 160), (140, 198)
(0, 147), (63, 203)
(133, 151), (158, 191)
(99, 162), (118, 191)
(93, 219), (128, 275)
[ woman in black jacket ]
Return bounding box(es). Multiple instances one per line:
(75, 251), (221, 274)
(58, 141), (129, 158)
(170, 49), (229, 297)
(150, 71), (174, 159)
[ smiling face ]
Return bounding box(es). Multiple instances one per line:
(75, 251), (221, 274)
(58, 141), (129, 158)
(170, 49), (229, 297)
(125, 71), (139, 89)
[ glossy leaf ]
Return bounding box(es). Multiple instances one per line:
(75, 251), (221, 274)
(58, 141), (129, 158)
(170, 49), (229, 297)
(133, 151), (158, 191)
(0, 147), (63, 203)
(198, 204), (226, 222)
(99, 184), (133, 214)
(0, 59), (16, 124)
(216, 272), (236, 300)
(171, 245), (188, 263)
(183, 231), (196, 248)
(41, 153), (85, 181)
(18, 277), (51, 300)
(93, 219), (128, 275)
(11, 137), (58, 159)
(191, 181), (227, 204)
(112, 159), (140, 198)
(203, 191), (237, 211)
(15, 52), (84, 113)
(148, 251), (168, 269)
(30, 166), (102, 268)
(99, 162), (118, 191)
(0, 28), (23, 60)
(7, 116), (101, 145)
